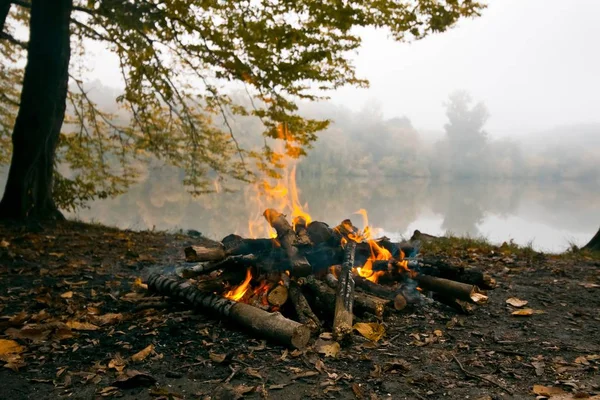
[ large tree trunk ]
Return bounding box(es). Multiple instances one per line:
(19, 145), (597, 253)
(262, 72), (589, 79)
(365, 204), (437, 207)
(583, 226), (600, 252)
(0, 0), (72, 220)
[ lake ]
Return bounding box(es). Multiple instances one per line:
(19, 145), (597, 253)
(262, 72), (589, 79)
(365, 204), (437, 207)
(60, 166), (599, 253)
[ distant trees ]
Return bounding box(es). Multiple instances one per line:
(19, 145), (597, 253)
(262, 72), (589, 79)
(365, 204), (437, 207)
(0, 0), (485, 220)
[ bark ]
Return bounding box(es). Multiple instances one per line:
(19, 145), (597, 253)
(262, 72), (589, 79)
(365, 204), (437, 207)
(178, 255), (258, 278)
(415, 258), (496, 289)
(0, 0), (10, 32)
(293, 216), (312, 246)
(306, 275), (387, 320)
(264, 209), (312, 276)
(267, 285), (289, 307)
(416, 275), (488, 304)
(352, 274), (407, 311)
(583, 226), (600, 252)
(184, 244), (226, 262)
(0, 0), (72, 220)
(288, 281), (321, 333)
(148, 273), (310, 349)
(332, 241), (356, 342)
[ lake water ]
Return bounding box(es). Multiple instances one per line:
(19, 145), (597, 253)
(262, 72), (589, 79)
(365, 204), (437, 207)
(62, 167), (599, 253)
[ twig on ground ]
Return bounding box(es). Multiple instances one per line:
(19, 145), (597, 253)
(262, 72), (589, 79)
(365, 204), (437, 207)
(224, 365), (239, 383)
(452, 354), (513, 395)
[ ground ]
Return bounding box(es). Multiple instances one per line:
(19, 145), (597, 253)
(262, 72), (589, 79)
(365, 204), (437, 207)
(0, 221), (599, 400)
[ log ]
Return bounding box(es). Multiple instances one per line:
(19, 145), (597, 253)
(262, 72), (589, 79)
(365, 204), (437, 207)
(433, 294), (475, 315)
(306, 221), (336, 245)
(333, 241), (356, 342)
(288, 281), (321, 333)
(194, 269), (247, 293)
(148, 273), (310, 349)
(307, 275), (387, 320)
(293, 216), (312, 246)
(267, 285), (289, 307)
(352, 273), (407, 311)
(415, 275), (488, 304)
(184, 244), (226, 262)
(417, 257), (496, 289)
(179, 255), (258, 278)
(263, 209), (312, 276)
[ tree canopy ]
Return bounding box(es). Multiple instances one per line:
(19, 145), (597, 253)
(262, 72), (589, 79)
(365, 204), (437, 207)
(0, 0), (485, 215)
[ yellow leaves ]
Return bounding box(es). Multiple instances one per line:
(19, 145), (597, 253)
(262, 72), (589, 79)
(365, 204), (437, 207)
(108, 354), (127, 373)
(209, 352), (228, 364)
(5, 322), (74, 342)
(0, 339), (26, 371)
(60, 291), (74, 299)
(66, 320), (99, 331)
(511, 308), (545, 316)
(506, 297), (528, 308)
(533, 384), (566, 396)
(315, 339), (340, 358)
(131, 344), (154, 362)
(353, 322), (385, 342)
(93, 313), (124, 326)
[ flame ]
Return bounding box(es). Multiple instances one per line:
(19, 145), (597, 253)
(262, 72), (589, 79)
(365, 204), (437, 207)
(345, 209), (393, 283)
(224, 268), (252, 301)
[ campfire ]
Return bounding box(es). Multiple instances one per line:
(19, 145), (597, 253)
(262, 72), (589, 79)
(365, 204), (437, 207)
(147, 208), (495, 349)
(147, 153), (495, 348)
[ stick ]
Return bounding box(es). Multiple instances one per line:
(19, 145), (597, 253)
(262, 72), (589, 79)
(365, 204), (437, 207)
(288, 281), (321, 333)
(264, 209), (312, 276)
(179, 255), (258, 278)
(333, 241), (356, 342)
(452, 355), (513, 395)
(148, 273), (310, 349)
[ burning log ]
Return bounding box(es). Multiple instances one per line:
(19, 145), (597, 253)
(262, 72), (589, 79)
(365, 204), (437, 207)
(306, 275), (387, 320)
(148, 273), (310, 349)
(415, 275), (488, 304)
(353, 274), (408, 311)
(293, 216), (312, 246)
(306, 221), (336, 245)
(184, 244), (226, 262)
(288, 281), (321, 333)
(263, 209), (312, 276)
(332, 241), (356, 342)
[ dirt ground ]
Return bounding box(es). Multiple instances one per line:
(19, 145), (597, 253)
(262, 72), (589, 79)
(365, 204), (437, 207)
(1, 221), (599, 400)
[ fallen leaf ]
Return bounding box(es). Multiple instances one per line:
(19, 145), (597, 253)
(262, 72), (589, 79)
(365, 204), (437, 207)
(209, 352), (229, 364)
(60, 291), (74, 299)
(112, 370), (156, 388)
(506, 297), (528, 308)
(531, 360), (545, 376)
(353, 322), (385, 342)
(6, 322), (73, 342)
(533, 384), (566, 396)
(352, 383), (364, 399)
(574, 356), (590, 365)
(384, 359), (411, 373)
(433, 329), (443, 337)
(319, 332), (333, 340)
(0, 339), (24, 359)
(268, 384), (287, 390)
(131, 344), (154, 362)
(108, 354), (127, 372)
(315, 339), (340, 358)
(245, 367), (263, 380)
(98, 386), (120, 397)
(511, 308), (545, 316)
(94, 313), (123, 326)
(66, 321), (99, 331)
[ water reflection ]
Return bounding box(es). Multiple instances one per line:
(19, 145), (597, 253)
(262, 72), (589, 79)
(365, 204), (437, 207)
(64, 166), (600, 253)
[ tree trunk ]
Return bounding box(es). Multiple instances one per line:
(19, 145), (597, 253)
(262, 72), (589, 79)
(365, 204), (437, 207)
(0, 0), (72, 220)
(0, 0), (11, 32)
(583, 227), (600, 252)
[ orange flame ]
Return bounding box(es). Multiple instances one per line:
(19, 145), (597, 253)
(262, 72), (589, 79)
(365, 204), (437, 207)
(224, 268), (252, 301)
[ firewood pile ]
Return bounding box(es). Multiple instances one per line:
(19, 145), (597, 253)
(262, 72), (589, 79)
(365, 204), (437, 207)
(147, 209), (496, 349)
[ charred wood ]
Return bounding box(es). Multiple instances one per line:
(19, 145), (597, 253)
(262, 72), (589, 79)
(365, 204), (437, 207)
(264, 209), (312, 276)
(148, 273), (310, 349)
(288, 281), (321, 333)
(293, 216), (312, 246)
(184, 244), (226, 262)
(333, 241), (356, 342)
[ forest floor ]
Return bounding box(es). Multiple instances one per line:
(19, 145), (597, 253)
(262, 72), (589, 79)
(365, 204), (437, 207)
(1, 221), (599, 400)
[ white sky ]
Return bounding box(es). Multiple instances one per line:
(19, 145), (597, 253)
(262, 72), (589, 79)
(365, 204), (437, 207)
(86, 0), (600, 137)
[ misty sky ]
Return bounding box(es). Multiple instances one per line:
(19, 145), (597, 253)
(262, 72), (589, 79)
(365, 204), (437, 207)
(87, 0), (600, 137)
